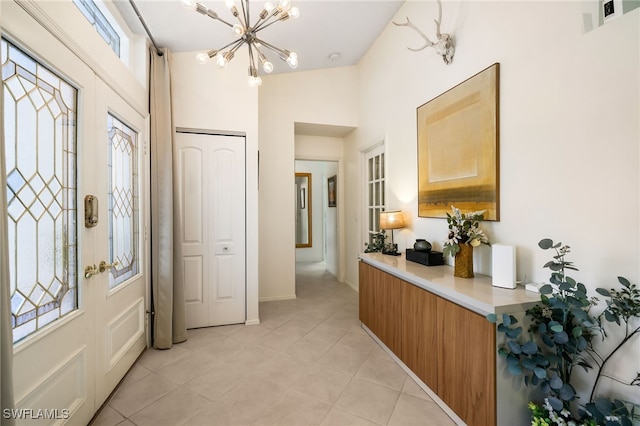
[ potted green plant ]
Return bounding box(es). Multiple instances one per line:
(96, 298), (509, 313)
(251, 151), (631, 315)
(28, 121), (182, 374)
(442, 205), (490, 278)
(487, 239), (640, 425)
(364, 230), (389, 253)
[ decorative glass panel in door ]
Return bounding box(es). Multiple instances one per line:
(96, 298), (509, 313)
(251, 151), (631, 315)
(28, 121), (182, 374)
(3, 37), (78, 342)
(366, 147), (385, 244)
(107, 114), (138, 289)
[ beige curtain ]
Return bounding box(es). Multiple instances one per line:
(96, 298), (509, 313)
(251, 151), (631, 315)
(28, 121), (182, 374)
(150, 48), (187, 349)
(1, 23), (16, 422)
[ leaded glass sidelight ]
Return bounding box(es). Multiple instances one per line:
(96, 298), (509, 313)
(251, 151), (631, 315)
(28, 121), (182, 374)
(3, 38), (78, 343)
(107, 114), (138, 289)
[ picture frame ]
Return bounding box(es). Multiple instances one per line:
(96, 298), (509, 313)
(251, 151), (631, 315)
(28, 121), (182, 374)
(417, 63), (500, 220)
(328, 175), (337, 207)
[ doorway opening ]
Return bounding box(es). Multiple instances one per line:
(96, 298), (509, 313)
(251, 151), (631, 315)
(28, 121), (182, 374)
(294, 160), (339, 279)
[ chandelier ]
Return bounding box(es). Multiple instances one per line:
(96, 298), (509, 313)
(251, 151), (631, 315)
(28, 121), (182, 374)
(182, 0), (300, 87)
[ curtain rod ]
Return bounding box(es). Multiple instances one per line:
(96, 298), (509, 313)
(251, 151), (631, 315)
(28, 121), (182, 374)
(128, 0), (163, 56)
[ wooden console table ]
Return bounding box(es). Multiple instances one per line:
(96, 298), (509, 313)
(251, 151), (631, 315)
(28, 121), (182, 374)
(359, 252), (540, 426)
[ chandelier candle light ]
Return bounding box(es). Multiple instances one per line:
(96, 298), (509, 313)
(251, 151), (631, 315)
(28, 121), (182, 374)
(182, 0), (300, 87)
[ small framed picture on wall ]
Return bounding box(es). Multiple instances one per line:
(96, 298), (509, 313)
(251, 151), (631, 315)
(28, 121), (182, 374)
(328, 175), (337, 207)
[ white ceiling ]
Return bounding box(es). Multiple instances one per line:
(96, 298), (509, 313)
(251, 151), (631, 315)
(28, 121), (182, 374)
(114, 0), (404, 75)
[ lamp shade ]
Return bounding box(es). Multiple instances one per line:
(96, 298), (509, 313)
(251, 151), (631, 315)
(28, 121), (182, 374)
(379, 210), (405, 230)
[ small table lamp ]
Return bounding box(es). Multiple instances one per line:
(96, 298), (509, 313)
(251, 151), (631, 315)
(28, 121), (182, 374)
(379, 210), (405, 255)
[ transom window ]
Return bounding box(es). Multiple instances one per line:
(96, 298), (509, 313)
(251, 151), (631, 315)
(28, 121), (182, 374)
(3, 38), (78, 343)
(73, 0), (121, 57)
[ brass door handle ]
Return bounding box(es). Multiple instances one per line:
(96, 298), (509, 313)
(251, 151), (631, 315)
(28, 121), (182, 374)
(99, 260), (119, 273)
(85, 265), (99, 279)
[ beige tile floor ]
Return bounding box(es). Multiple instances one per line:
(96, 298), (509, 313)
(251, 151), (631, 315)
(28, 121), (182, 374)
(91, 263), (455, 426)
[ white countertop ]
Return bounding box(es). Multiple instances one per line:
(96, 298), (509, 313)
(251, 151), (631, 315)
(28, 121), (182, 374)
(359, 252), (540, 316)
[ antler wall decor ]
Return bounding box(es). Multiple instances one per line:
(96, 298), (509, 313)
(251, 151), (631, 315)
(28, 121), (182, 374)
(393, 0), (455, 65)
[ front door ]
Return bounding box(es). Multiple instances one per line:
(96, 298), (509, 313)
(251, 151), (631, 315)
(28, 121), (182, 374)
(175, 131), (246, 328)
(3, 3), (148, 424)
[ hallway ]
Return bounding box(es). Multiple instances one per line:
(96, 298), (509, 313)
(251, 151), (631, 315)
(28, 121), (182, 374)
(91, 263), (455, 426)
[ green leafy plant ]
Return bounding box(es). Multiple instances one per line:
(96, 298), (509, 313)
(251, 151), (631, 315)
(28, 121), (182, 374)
(487, 239), (640, 425)
(442, 205), (489, 257)
(364, 230), (388, 253)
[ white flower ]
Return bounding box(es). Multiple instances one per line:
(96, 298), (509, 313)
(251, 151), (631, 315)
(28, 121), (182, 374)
(470, 238), (481, 247)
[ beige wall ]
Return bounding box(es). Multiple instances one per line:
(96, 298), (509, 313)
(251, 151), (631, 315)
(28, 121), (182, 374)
(258, 67), (358, 301)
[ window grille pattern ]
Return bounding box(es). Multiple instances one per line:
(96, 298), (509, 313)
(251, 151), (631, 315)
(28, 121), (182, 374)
(107, 114), (138, 289)
(3, 38), (78, 343)
(367, 150), (385, 244)
(73, 0), (121, 57)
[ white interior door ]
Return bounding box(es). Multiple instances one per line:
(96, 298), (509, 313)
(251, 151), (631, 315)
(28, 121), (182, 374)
(3, 3), (147, 424)
(175, 132), (246, 328)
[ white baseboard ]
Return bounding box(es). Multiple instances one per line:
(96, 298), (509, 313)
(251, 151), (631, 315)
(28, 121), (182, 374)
(258, 294), (297, 302)
(245, 319), (261, 326)
(344, 279), (358, 293)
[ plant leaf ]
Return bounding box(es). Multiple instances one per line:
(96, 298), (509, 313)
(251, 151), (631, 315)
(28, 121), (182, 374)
(508, 341), (522, 354)
(618, 276), (630, 288)
(548, 396), (563, 411)
(550, 324), (564, 333)
(521, 341), (538, 355)
(540, 284), (553, 295)
(507, 363), (522, 376)
(595, 397), (613, 415)
(534, 367), (547, 379)
(596, 288), (611, 297)
(539, 239), (554, 249)
(486, 313), (497, 323)
(502, 313), (511, 327)
(554, 331), (569, 345)
(550, 375), (563, 390)
(506, 326), (522, 339)
(559, 383), (575, 401)
(577, 336), (588, 351)
(522, 358), (537, 371)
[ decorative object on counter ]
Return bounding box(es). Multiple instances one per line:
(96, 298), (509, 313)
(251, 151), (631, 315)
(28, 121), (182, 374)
(379, 210), (405, 256)
(413, 239), (432, 252)
(364, 230), (387, 253)
(491, 244), (516, 289)
(392, 0), (455, 65)
(487, 238), (640, 426)
(406, 248), (444, 266)
(442, 206), (489, 278)
(454, 242), (474, 278)
(417, 63), (499, 220)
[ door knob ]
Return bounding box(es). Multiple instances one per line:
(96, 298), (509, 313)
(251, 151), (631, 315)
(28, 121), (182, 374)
(85, 265), (99, 278)
(99, 260), (119, 273)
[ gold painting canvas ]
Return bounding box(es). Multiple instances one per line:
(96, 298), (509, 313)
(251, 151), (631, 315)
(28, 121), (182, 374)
(417, 63), (499, 220)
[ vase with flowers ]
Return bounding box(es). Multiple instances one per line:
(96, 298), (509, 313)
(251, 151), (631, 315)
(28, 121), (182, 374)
(442, 205), (490, 278)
